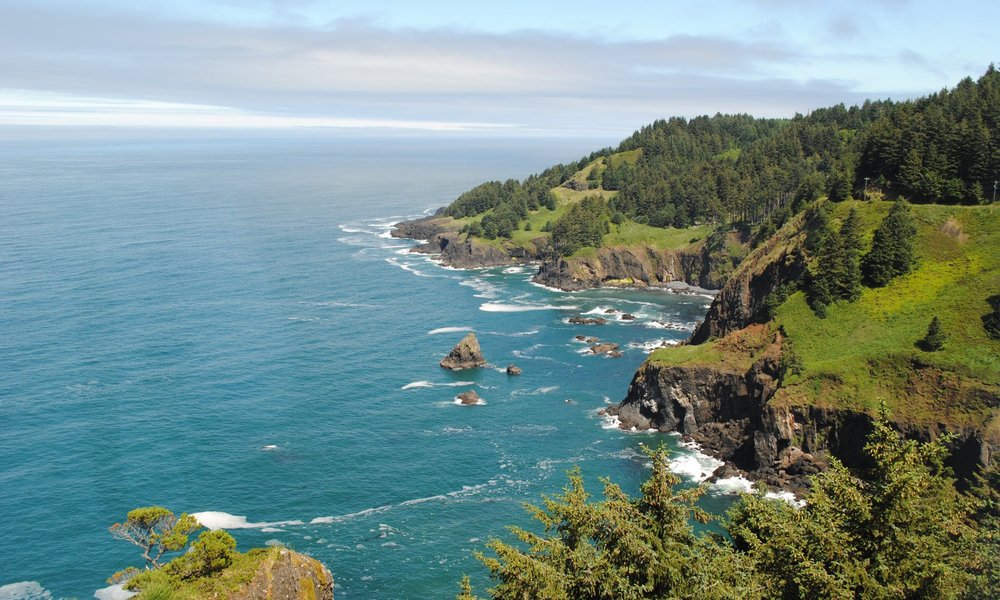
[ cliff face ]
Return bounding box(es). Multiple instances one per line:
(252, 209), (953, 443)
(236, 548), (334, 600)
(690, 215), (807, 344)
(612, 332), (993, 491)
(410, 232), (537, 269)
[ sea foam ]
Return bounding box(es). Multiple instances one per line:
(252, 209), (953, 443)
(190, 511), (304, 531)
(427, 326), (474, 335)
(479, 302), (578, 312)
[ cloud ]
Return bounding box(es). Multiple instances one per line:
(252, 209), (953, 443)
(0, 4), (884, 132)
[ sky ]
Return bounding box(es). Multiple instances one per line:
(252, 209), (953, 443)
(0, 0), (996, 136)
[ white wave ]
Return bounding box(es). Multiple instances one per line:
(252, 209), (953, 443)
(459, 278), (501, 299)
(585, 306), (617, 315)
(644, 320), (694, 331)
(191, 511), (304, 531)
(454, 395), (486, 405)
(311, 505), (393, 524)
(0, 582), (52, 600)
(402, 380), (434, 390)
(479, 302), (578, 312)
(527, 279), (570, 293)
(711, 476), (755, 495)
(338, 225), (365, 233)
(502, 266), (526, 274)
(668, 453), (723, 482)
(443, 381), (476, 387)
(261, 444), (279, 451)
(427, 326), (474, 335)
(259, 527), (285, 533)
(534, 386), (559, 394)
(400, 494), (448, 506)
(627, 339), (679, 353)
(384, 257), (431, 277)
(766, 490), (807, 508)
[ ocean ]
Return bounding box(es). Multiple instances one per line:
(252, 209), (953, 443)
(0, 135), (741, 599)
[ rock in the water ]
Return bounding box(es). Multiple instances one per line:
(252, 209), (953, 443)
(457, 390), (481, 405)
(506, 364), (522, 376)
(586, 336), (599, 343)
(590, 342), (620, 355)
(621, 313), (636, 320)
(440, 333), (487, 370)
(236, 548), (333, 600)
(574, 335), (587, 341)
(604, 308), (617, 314)
(569, 316), (607, 325)
(609, 350), (624, 358)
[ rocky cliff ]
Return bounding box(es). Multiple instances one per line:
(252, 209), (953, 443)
(236, 548), (334, 600)
(690, 214), (807, 344)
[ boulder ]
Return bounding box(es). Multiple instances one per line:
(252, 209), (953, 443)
(569, 317), (607, 325)
(506, 364), (522, 376)
(440, 333), (486, 370)
(457, 390), (481, 405)
(621, 313), (636, 320)
(590, 342), (621, 356)
(604, 308), (617, 314)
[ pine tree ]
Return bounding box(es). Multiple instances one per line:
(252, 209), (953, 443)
(919, 316), (946, 351)
(839, 207), (864, 301)
(862, 200), (917, 287)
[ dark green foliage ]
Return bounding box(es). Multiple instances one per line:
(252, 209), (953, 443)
(862, 199), (917, 286)
(728, 420), (976, 599)
(918, 315), (947, 351)
(859, 66), (1000, 204)
(471, 422), (982, 599)
(839, 207), (864, 301)
(477, 445), (758, 599)
(540, 220), (553, 233)
(480, 204), (520, 239)
(166, 530), (237, 580)
(983, 295), (1000, 340)
(551, 196), (610, 256)
(109, 506), (201, 570)
(448, 68), (998, 246)
(761, 282), (797, 322)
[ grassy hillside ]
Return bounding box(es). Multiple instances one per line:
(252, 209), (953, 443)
(650, 201), (1000, 434)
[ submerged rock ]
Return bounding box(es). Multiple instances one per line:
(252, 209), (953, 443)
(590, 342), (621, 357)
(440, 333), (487, 370)
(506, 364), (522, 376)
(457, 390), (481, 405)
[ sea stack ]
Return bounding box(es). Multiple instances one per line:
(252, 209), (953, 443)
(457, 390), (481, 405)
(506, 364), (522, 375)
(440, 333), (487, 370)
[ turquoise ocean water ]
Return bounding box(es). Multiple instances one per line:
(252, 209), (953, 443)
(1, 136), (737, 599)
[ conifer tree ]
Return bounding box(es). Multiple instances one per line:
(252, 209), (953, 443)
(919, 316), (946, 351)
(838, 207), (864, 301)
(862, 199), (917, 287)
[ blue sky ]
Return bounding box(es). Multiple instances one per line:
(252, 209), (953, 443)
(1, 0), (996, 135)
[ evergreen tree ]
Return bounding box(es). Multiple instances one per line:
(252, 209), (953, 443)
(919, 316), (946, 351)
(862, 199), (917, 287)
(983, 295), (1000, 341)
(838, 207), (864, 301)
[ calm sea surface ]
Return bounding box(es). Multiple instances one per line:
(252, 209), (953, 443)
(0, 135), (734, 599)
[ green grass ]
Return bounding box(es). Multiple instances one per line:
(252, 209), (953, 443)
(642, 201), (999, 433)
(774, 203), (999, 427)
(601, 221), (712, 250)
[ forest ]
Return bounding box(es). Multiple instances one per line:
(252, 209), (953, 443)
(444, 66), (999, 251)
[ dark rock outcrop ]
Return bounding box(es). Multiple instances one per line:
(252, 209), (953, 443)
(590, 342), (621, 356)
(390, 215), (449, 241)
(412, 232), (524, 269)
(569, 317), (606, 325)
(440, 333), (487, 370)
(506, 364), (522, 376)
(237, 548), (333, 600)
(621, 313), (636, 320)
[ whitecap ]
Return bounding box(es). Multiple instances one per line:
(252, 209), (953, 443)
(627, 339), (678, 353)
(427, 326), (474, 335)
(584, 306), (617, 315)
(454, 395), (486, 406)
(401, 381), (434, 390)
(191, 511), (304, 531)
(259, 527), (285, 533)
(711, 476), (755, 495)
(479, 302), (578, 313)
(502, 266), (525, 274)
(384, 257), (430, 277)
(527, 279), (570, 293)
(443, 381), (475, 387)
(766, 490), (806, 508)
(261, 444), (279, 451)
